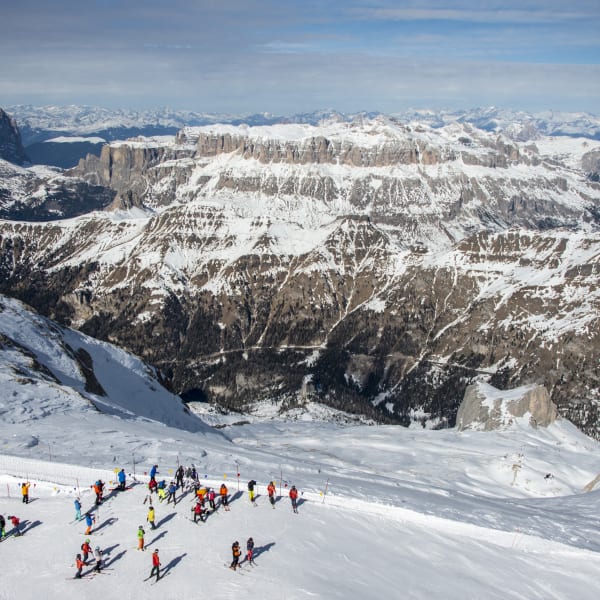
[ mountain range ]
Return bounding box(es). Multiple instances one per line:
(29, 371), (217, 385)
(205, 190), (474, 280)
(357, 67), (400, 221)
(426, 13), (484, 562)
(0, 105), (599, 437)
(6, 104), (600, 169)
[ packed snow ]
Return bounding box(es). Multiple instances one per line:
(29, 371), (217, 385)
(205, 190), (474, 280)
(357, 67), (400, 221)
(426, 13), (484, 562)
(43, 136), (106, 145)
(1, 295), (600, 599)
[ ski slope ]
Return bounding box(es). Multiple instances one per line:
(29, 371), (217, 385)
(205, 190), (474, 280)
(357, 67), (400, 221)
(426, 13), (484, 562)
(1, 415), (600, 600)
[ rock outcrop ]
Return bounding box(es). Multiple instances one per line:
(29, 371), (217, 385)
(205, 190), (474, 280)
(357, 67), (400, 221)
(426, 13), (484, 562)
(0, 109), (28, 165)
(456, 382), (558, 431)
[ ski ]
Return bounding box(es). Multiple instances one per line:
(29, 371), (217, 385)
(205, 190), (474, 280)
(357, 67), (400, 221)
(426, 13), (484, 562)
(150, 571), (171, 585)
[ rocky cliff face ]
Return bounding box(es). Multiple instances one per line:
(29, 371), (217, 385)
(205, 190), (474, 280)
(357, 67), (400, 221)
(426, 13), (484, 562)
(456, 382), (558, 431)
(1, 119), (600, 435)
(0, 109), (28, 165)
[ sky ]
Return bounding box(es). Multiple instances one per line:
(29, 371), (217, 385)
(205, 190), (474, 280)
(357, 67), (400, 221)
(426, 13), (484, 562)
(1, 1), (599, 116)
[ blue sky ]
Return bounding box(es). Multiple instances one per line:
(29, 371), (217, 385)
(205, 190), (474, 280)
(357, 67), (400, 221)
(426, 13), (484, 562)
(1, 0), (599, 114)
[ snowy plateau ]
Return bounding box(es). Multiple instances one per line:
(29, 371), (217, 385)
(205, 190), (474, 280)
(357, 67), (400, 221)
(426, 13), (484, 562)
(1, 294), (600, 600)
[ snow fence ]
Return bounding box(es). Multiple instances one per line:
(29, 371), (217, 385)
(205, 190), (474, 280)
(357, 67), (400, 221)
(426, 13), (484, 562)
(0, 454), (125, 497)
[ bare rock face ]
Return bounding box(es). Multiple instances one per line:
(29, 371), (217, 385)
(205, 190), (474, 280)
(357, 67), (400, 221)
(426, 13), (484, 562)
(0, 109), (28, 165)
(457, 382), (558, 431)
(582, 149), (600, 181)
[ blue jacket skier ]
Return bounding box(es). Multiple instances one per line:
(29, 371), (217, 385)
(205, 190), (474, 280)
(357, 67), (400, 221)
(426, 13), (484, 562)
(74, 498), (82, 521)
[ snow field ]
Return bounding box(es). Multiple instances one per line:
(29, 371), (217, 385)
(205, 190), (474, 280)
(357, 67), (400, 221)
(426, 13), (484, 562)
(1, 455), (600, 600)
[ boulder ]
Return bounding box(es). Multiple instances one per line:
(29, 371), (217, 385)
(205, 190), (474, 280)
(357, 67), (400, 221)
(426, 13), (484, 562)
(456, 381), (558, 431)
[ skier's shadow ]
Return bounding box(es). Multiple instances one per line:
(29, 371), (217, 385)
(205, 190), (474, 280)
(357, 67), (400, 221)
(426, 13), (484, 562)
(253, 542), (275, 560)
(22, 519), (42, 534)
(102, 489), (118, 503)
(297, 497), (306, 507)
(156, 512), (176, 528)
(147, 530), (168, 546)
(230, 491), (243, 505)
(95, 517), (118, 533)
(104, 548), (127, 568)
(178, 487), (192, 501)
(103, 543), (120, 554)
(162, 552), (187, 576)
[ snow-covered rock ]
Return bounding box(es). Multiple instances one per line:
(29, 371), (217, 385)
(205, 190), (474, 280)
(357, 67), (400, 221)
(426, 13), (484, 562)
(457, 382), (558, 431)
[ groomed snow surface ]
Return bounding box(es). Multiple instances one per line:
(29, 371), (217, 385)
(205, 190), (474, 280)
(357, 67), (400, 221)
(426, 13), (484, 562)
(1, 418), (600, 600)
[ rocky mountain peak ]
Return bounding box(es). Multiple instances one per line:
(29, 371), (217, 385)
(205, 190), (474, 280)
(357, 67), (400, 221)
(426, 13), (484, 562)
(0, 108), (28, 165)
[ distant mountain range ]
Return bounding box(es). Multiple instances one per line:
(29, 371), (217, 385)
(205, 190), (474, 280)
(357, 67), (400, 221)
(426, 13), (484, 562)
(1, 106), (599, 437)
(5, 104), (600, 169)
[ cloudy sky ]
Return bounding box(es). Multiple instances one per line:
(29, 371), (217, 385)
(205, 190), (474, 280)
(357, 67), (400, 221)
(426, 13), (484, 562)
(1, 0), (599, 115)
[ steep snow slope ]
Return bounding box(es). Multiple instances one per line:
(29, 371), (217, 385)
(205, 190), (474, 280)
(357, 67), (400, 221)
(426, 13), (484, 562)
(0, 295), (215, 437)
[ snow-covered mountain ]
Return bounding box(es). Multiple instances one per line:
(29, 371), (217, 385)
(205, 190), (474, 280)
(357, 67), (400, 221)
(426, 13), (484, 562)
(1, 293), (600, 599)
(8, 104), (600, 144)
(0, 114), (599, 437)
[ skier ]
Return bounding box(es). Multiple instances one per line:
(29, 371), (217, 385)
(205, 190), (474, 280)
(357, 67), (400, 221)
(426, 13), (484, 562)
(74, 553), (85, 579)
(196, 486), (206, 506)
(150, 549), (161, 581)
(74, 498), (82, 521)
(118, 468), (126, 491)
(175, 465), (184, 489)
(267, 481), (276, 508)
(137, 525), (145, 551)
(81, 539), (93, 563)
(0, 514), (5, 539)
(230, 541), (241, 570)
(247, 479), (257, 504)
(93, 546), (103, 572)
(208, 488), (216, 510)
(289, 485), (299, 513)
(220, 483), (230, 511)
(84, 512), (94, 535)
(246, 537), (255, 564)
(167, 481), (177, 505)
(157, 485), (167, 503)
(149, 464), (158, 484)
(147, 505), (156, 530)
(92, 480), (103, 505)
(190, 466), (198, 483)
(21, 481), (31, 504)
(192, 501), (205, 523)
(7, 515), (21, 536)
(148, 478), (158, 495)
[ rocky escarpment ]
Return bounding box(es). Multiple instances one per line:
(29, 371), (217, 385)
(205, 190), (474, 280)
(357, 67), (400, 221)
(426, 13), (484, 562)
(583, 149), (600, 182)
(0, 109), (28, 165)
(69, 121), (597, 249)
(71, 140), (195, 209)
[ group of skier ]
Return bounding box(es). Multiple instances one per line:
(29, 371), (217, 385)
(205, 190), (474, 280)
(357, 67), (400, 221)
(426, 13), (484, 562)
(0, 482), (31, 541)
(58, 461), (302, 581)
(229, 537), (255, 570)
(0, 513), (22, 539)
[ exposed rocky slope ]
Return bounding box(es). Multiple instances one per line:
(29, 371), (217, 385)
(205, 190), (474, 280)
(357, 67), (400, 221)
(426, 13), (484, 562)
(1, 117), (599, 435)
(0, 108), (28, 165)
